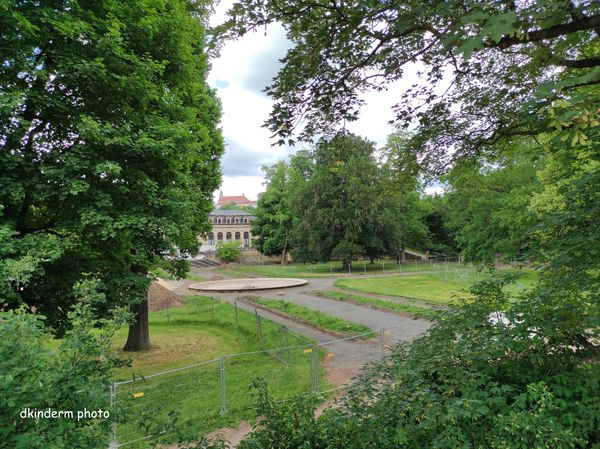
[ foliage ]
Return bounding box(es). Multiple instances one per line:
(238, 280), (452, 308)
(420, 195), (459, 256)
(288, 134), (384, 268)
(0, 0), (223, 344)
(215, 0), (599, 171)
(252, 161), (293, 259)
(445, 141), (545, 263)
(218, 204), (257, 214)
(216, 241), (241, 263)
(0, 280), (129, 449)
(238, 274), (600, 449)
(378, 131), (429, 261)
(238, 379), (323, 449)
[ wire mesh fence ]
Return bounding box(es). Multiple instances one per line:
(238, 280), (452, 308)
(109, 315), (397, 448)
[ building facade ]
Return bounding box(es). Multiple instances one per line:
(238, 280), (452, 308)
(200, 209), (255, 250)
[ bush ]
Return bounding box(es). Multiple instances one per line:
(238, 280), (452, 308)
(216, 241), (241, 263)
(0, 280), (129, 449)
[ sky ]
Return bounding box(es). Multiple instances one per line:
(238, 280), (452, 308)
(207, 1), (424, 201)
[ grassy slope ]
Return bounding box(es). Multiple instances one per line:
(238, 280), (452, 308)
(252, 298), (372, 336)
(335, 269), (538, 304)
(313, 290), (437, 320)
(112, 296), (320, 445)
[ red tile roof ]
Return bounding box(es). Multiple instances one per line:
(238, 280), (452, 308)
(216, 193), (256, 206)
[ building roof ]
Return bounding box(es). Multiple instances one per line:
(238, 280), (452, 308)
(210, 209), (254, 216)
(216, 192), (256, 206)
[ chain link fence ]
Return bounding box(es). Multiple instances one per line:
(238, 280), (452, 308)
(109, 314), (396, 448)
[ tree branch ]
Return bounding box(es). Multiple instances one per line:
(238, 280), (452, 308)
(489, 14), (600, 49)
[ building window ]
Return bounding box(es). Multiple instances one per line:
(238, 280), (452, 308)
(217, 232), (223, 241)
(243, 231), (249, 246)
(235, 231), (241, 241)
(217, 218), (221, 224)
(226, 232), (232, 241)
(226, 218), (231, 224)
(243, 218), (248, 224)
(208, 233), (214, 245)
(235, 218), (239, 224)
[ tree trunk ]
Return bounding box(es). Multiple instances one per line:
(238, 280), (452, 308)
(369, 256), (375, 264)
(401, 245), (406, 263)
(124, 299), (151, 351)
(281, 233), (289, 266)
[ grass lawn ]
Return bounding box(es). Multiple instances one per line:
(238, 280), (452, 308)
(334, 269), (538, 304)
(111, 295), (320, 446)
(313, 290), (438, 320)
(250, 297), (373, 337)
(215, 259), (444, 278)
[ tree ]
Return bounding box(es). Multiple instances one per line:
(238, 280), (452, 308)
(420, 195), (459, 257)
(216, 0), (599, 171)
(290, 134), (382, 270)
(445, 140), (545, 263)
(252, 161), (293, 264)
(379, 131), (428, 263)
(0, 1), (223, 350)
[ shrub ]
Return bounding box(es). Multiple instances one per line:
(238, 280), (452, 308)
(216, 241), (241, 263)
(0, 280), (129, 449)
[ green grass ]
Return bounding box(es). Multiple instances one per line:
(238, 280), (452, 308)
(335, 269), (538, 304)
(251, 297), (372, 336)
(215, 259), (441, 278)
(185, 273), (206, 282)
(313, 290), (438, 320)
(110, 295), (321, 446)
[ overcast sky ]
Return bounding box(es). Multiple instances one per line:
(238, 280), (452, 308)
(207, 1), (422, 201)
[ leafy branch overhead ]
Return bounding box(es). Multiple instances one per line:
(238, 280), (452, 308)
(214, 0), (600, 172)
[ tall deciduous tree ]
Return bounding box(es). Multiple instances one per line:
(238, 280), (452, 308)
(0, 0), (223, 351)
(445, 141), (545, 263)
(252, 161), (293, 264)
(379, 131), (428, 263)
(290, 134), (382, 269)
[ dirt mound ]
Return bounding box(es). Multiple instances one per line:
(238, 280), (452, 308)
(148, 282), (184, 311)
(209, 275), (224, 281)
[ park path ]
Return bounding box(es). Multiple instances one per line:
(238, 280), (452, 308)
(167, 268), (432, 382)
(162, 265), (432, 447)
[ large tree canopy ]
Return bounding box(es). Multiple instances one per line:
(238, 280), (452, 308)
(215, 0), (599, 172)
(1, 0), (223, 350)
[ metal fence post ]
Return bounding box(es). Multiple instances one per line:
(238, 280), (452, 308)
(234, 300), (238, 328)
(312, 344), (319, 392)
(255, 310), (264, 350)
(220, 357), (227, 415)
(380, 328), (386, 360)
(109, 382), (117, 449)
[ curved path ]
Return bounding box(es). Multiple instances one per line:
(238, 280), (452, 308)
(162, 265), (434, 447)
